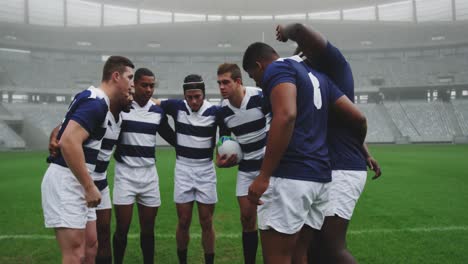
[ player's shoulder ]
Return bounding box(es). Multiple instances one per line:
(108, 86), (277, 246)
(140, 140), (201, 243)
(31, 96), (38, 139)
(148, 104), (164, 114)
(201, 101), (220, 117)
(245, 86), (263, 96)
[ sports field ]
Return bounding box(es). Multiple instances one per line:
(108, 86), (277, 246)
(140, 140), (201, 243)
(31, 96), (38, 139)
(0, 144), (467, 263)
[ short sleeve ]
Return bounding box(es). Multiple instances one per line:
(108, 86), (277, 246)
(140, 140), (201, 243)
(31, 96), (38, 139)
(69, 99), (107, 134)
(160, 99), (180, 117)
(327, 79), (345, 104)
(262, 61), (297, 96)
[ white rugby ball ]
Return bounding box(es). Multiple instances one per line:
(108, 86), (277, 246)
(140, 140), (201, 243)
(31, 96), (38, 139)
(217, 136), (243, 163)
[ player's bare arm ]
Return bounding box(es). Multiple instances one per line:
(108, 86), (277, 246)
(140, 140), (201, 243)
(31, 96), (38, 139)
(59, 120), (101, 207)
(248, 83), (297, 205)
(332, 95), (367, 145)
(362, 143), (382, 180)
(276, 23), (327, 58)
(48, 125), (60, 158)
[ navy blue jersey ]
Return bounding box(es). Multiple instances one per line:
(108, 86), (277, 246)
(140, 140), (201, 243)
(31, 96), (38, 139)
(161, 99), (219, 164)
(262, 56), (343, 182)
(50, 86), (109, 172)
(313, 42), (367, 170)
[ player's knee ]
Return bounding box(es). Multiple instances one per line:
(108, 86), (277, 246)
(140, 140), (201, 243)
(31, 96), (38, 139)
(87, 237), (99, 252)
(199, 216), (213, 232)
(178, 217), (192, 232)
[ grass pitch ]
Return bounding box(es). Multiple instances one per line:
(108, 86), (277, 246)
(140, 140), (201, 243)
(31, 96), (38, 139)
(0, 144), (467, 263)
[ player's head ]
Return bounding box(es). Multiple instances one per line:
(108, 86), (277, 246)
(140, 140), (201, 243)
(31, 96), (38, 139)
(242, 42), (279, 87)
(133, 68), (156, 106)
(217, 63), (243, 100)
(102, 55), (134, 103)
(183, 74), (205, 112)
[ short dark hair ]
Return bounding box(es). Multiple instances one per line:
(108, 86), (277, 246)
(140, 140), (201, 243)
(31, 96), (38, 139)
(242, 42), (278, 71)
(217, 63), (242, 82)
(183, 74), (205, 93)
(102, 56), (135, 82)
(134, 68), (155, 82)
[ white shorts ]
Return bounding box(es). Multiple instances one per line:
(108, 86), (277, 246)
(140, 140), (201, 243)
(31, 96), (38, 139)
(325, 170), (367, 220)
(113, 162), (161, 207)
(41, 164), (90, 229)
(236, 170), (258, 197)
(174, 160), (217, 204)
(96, 186), (112, 211)
(257, 177), (330, 234)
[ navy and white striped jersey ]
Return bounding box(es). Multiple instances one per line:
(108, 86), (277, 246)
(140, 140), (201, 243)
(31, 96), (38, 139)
(50, 86), (109, 173)
(161, 99), (219, 164)
(91, 112), (122, 190)
(114, 100), (167, 167)
(218, 86), (266, 172)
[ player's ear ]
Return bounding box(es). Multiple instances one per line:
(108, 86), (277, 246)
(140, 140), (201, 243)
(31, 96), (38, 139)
(111, 71), (121, 83)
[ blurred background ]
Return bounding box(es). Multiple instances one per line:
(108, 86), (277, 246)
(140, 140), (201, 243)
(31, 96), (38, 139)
(1, 0), (468, 149)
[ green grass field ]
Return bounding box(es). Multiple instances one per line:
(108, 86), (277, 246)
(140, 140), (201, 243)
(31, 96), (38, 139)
(1, 144), (468, 263)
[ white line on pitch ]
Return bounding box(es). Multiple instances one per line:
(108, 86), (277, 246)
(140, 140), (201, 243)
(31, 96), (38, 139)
(1, 226), (467, 240)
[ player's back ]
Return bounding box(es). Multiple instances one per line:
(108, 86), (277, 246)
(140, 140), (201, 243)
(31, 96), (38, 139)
(218, 86), (266, 172)
(49, 86), (109, 172)
(262, 56), (343, 182)
(310, 42), (366, 171)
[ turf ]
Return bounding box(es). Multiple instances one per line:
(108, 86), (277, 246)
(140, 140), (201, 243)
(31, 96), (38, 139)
(0, 144), (467, 263)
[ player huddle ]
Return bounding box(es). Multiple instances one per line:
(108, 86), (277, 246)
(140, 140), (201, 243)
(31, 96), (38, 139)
(41, 23), (381, 264)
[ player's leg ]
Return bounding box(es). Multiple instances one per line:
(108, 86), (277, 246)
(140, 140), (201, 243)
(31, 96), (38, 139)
(176, 202), (194, 264)
(137, 203), (158, 264)
(113, 204), (133, 264)
(292, 225), (317, 264)
(197, 202), (216, 264)
(95, 209), (112, 264)
(55, 228), (86, 263)
(237, 171), (259, 264)
(174, 160), (197, 264)
(112, 163), (137, 264)
(193, 162), (218, 264)
(42, 165), (89, 263)
(311, 170), (366, 264)
(319, 216), (357, 264)
(84, 219), (98, 264)
(136, 166), (161, 264)
(260, 229), (299, 264)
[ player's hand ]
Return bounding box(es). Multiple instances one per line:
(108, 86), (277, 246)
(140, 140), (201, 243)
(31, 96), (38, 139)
(48, 137), (60, 158)
(216, 154), (237, 168)
(84, 184), (101, 208)
(367, 156), (382, 180)
(276, 25), (288, 42)
(247, 175), (269, 205)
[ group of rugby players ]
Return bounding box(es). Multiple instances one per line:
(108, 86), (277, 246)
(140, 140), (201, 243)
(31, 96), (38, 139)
(41, 23), (382, 264)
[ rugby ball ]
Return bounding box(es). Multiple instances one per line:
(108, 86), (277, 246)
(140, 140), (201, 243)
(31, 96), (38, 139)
(217, 136), (243, 163)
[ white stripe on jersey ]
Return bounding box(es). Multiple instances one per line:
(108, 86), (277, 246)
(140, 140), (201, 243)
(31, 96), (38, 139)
(91, 112), (122, 181)
(243, 147), (266, 160)
(221, 86), (266, 163)
(123, 107), (163, 124)
(176, 111), (217, 128)
(84, 86), (109, 173)
(223, 107), (265, 127)
(177, 133), (213, 149)
(120, 132), (156, 148)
